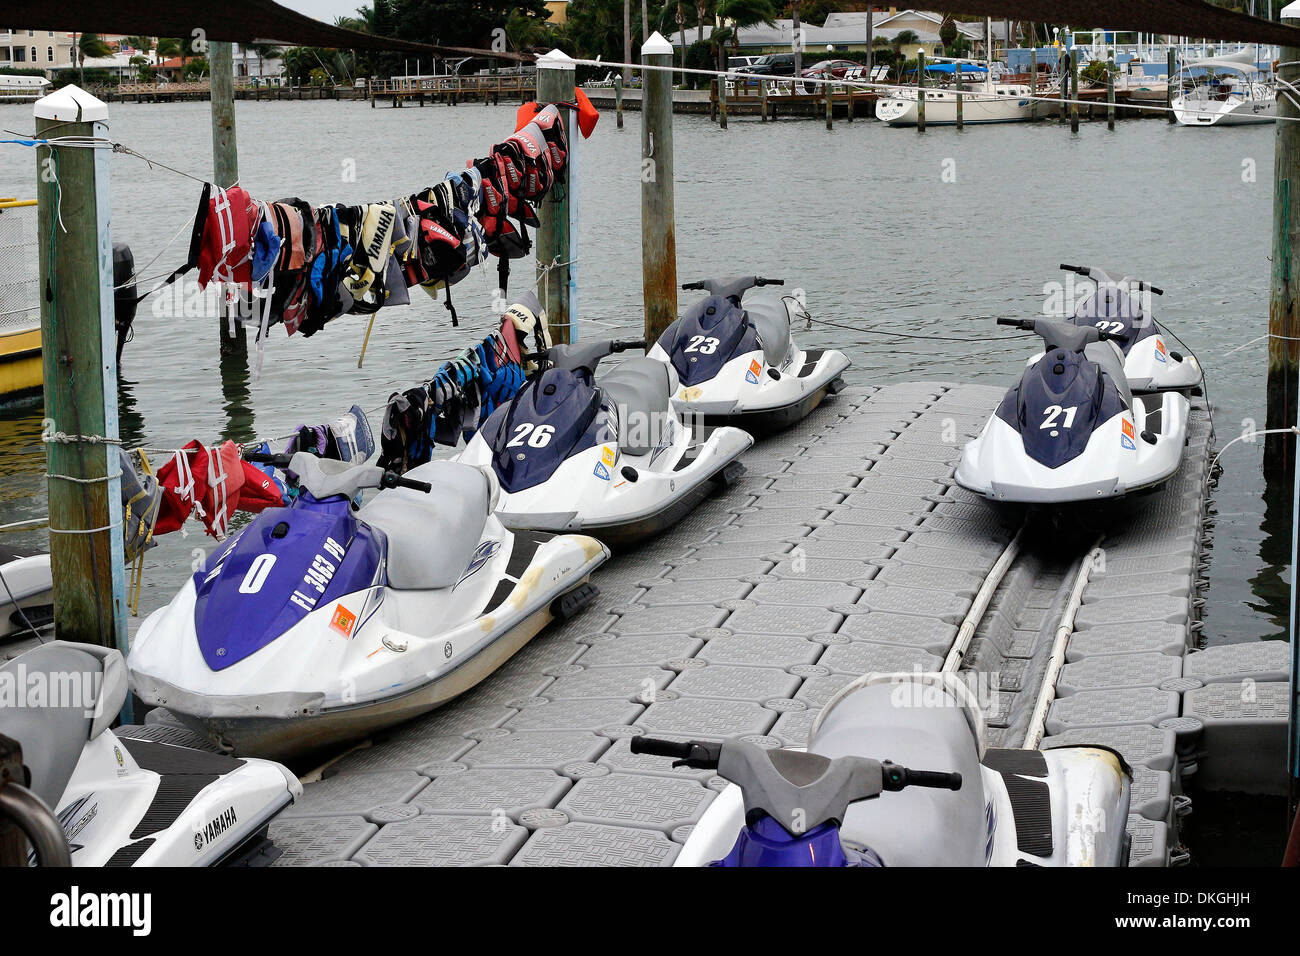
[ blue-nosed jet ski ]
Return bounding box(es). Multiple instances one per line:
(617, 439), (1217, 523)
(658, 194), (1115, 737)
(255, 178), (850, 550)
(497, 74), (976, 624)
(956, 317), (1190, 504)
(2, 641), (301, 866)
(1053, 263), (1202, 393)
(127, 452), (608, 760)
(455, 339), (753, 549)
(646, 276), (850, 435)
(638, 672), (1131, 867)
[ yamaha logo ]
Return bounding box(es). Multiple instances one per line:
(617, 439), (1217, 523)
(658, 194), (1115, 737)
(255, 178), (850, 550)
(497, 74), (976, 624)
(444, 641), (453, 658)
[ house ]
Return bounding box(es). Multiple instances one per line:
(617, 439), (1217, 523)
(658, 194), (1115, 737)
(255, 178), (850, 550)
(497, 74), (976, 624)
(725, 10), (1007, 58)
(233, 45), (285, 83)
(0, 28), (76, 72)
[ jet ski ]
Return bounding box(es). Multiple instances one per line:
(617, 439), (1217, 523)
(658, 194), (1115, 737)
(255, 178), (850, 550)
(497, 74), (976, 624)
(1054, 263), (1202, 393)
(0, 544), (53, 638)
(646, 275), (850, 435)
(638, 671), (1131, 867)
(127, 452), (608, 760)
(1, 641), (301, 866)
(456, 338), (753, 549)
(955, 317), (1190, 504)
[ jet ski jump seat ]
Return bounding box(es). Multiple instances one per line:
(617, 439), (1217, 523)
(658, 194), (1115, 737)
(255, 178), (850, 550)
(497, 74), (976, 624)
(359, 461), (493, 590)
(600, 358), (675, 457)
(0, 642), (127, 809)
(743, 296), (793, 368)
(809, 672), (988, 867)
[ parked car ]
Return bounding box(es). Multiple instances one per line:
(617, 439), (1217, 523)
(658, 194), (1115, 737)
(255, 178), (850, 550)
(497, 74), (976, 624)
(800, 59), (860, 79)
(728, 56), (761, 70)
(737, 53), (799, 76)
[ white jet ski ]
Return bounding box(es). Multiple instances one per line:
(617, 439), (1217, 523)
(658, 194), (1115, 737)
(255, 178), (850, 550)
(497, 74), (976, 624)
(1055, 263), (1202, 393)
(0, 544), (53, 639)
(646, 275), (850, 435)
(1, 641), (301, 866)
(456, 338), (753, 549)
(956, 317), (1190, 504)
(127, 452), (608, 760)
(638, 671), (1131, 867)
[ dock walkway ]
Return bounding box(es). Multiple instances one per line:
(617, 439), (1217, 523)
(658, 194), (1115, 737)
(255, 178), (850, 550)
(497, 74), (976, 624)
(247, 381), (1278, 866)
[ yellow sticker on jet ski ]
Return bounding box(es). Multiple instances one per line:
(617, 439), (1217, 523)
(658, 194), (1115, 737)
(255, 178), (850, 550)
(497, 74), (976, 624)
(602, 446), (616, 467)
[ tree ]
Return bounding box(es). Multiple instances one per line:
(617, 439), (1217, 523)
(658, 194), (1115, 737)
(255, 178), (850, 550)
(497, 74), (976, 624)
(122, 36), (154, 55)
(391, 0), (551, 51)
(716, 0), (776, 60)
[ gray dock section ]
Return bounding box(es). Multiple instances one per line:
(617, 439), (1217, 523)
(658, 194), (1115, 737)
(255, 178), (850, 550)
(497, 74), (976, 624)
(269, 380), (1280, 866)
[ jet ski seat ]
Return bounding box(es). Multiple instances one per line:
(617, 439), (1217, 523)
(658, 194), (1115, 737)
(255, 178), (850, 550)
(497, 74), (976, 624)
(359, 461), (493, 590)
(744, 296), (793, 369)
(0, 642), (128, 808)
(1084, 341), (1134, 410)
(600, 358), (675, 456)
(809, 674), (988, 867)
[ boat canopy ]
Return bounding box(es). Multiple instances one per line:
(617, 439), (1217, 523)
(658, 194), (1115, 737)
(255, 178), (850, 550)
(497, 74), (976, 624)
(1183, 49), (1260, 72)
(925, 63), (988, 74)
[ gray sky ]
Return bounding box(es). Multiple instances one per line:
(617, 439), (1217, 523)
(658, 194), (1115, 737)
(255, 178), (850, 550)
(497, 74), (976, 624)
(278, 0), (367, 25)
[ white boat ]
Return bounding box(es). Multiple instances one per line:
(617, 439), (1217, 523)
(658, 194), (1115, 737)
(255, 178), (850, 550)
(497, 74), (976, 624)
(1173, 52), (1275, 126)
(876, 61), (1034, 126)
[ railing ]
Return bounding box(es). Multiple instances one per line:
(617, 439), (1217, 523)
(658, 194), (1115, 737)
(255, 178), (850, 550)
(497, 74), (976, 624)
(0, 200), (39, 337)
(369, 74), (535, 95)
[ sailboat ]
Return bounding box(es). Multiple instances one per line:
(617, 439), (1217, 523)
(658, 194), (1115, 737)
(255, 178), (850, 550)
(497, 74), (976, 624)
(1173, 49), (1276, 126)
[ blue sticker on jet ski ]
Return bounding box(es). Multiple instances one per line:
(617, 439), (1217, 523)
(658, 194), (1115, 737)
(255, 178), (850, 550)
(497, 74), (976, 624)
(1121, 435), (1136, 450)
(594, 462), (610, 480)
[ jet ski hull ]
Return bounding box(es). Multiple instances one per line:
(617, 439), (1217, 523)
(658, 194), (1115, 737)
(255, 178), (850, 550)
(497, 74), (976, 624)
(0, 548), (53, 637)
(956, 391), (1190, 505)
(653, 344), (850, 436)
(128, 529), (608, 761)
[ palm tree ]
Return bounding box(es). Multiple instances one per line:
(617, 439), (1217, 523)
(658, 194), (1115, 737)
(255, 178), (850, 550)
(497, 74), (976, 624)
(251, 43), (282, 82)
(715, 0), (776, 64)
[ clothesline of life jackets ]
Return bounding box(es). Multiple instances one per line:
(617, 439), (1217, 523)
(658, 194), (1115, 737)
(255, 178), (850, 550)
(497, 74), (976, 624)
(156, 96), (598, 383)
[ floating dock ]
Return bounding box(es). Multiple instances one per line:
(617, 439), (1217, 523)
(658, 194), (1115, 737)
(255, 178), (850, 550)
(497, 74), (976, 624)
(120, 382), (1287, 865)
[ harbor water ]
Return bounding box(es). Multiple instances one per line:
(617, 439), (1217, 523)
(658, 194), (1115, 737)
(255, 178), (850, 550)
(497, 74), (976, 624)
(0, 100), (1285, 674)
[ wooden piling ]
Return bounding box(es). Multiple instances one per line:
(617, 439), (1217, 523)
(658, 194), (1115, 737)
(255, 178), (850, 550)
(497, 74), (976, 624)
(1059, 51), (1068, 123)
(1107, 54), (1116, 130)
(33, 86), (128, 656)
(917, 50), (926, 132)
(825, 83), (833, 130)
(615, 74), (624, 129)
(1070, 51), (1079, 132)
(1029, 47), (1037, 121)
(1167, 48), (1177, 124)
(209, 43), (248, 365)
(1268, 13), (1300, 477)
(760, 78), (768, 122)
(536, 50), (575, 345)
(956, 80), (964, 130)
(719, 72), (728, 130)
(641, 32), (678, 344)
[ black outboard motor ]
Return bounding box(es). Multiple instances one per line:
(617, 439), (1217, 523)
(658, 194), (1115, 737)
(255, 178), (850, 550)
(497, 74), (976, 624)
(993, 318), (1127, 469)
(112, 242), (137, 363)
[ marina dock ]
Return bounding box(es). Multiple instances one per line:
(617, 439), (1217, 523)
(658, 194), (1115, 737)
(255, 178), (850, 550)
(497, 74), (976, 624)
(114, 381), (1268, 867)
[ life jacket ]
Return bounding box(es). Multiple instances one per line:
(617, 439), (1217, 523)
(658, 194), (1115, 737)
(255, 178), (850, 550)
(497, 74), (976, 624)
(153, 440), (248, 540)
(530, 105), (569, 174)
(196, 185), (256, 288)
(344, 202), (398, 308)
(301, 205), (355, 336)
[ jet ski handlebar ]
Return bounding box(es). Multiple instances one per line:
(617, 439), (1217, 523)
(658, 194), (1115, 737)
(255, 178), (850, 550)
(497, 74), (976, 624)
(526, 339), (649, 374)
(245, 450), (431, 495)
(1059, 263), (1163, 296)
(680, 276), (784, 295)
(998, 316), (1121, 342)
(629, 736), (962, 791)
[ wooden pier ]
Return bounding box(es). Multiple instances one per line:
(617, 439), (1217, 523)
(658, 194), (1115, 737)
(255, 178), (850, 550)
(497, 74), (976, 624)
(367, 75), (536, 108)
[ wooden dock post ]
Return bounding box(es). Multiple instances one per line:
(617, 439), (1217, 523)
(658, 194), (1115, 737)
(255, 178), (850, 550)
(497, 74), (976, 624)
(1268, 6), (1300, 478)
(760, 78), (768, 122)
(209, 42), (248, 362)
(641, 32), (678, 343)
(917, 50), (926, 132)
(825, 83), (833, 130)
(719, 72), (728, 129)
(1106, 53), (1116, 130)
(1069, 51), (1079, 132)
(955, 79), (963, 130)
(846, 81), (853, 122)
(1167, 48), (1176, 123)
(33, 86), (129, 657)
(1028, 47), (1037, 121)
(615, 73), (624, 128)
(1059, 50), (1068, 123)
(536, 50), (576, 345)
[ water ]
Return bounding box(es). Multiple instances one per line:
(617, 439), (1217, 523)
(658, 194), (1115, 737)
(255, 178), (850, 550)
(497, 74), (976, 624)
(0, 100), (1286, 648)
